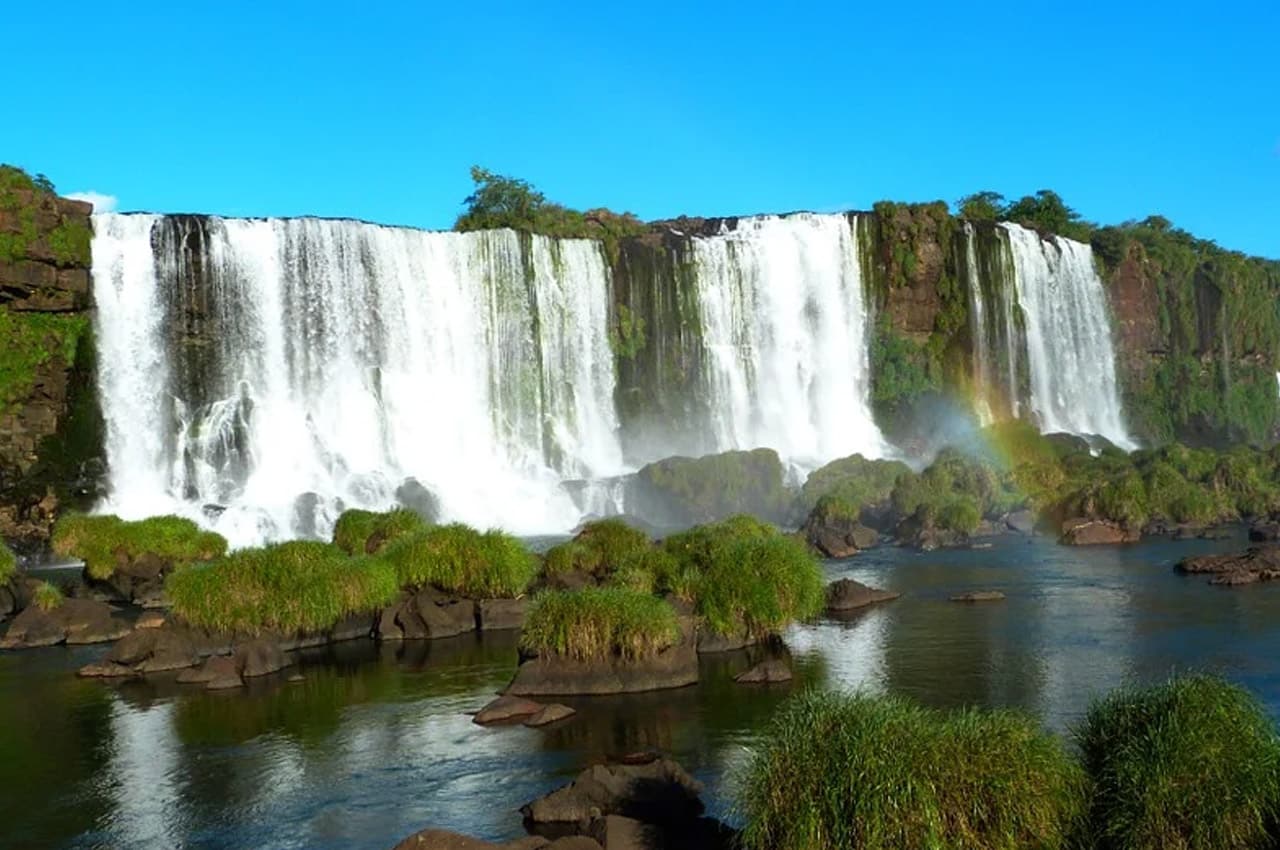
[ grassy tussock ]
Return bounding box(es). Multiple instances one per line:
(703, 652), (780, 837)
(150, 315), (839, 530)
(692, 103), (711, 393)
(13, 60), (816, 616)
(0, 542), (14, 584)
(519, 587), (680, 662)
(738, 690), (1086, 850)
(1076, 674), (1280, 850)
(33, 581), (63, 612)
(379, 523), (536, 598)
(543, 518), (650, 577)
(332, 508), (428, 555)
(166, 541), (398, 635)
(52, 514), (226, 580)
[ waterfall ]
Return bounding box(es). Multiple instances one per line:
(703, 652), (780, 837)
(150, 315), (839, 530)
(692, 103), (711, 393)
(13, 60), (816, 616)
(690, 213), (889, 467)
(1000, 223), (1135, 449)
(964, 223), (995, 425)
(91, 214), (624, 547)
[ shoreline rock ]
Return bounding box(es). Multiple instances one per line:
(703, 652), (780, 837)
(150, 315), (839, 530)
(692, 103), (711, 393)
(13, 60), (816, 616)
(1176, 545), (1280, 586)
(1059, 518), (1140, 546)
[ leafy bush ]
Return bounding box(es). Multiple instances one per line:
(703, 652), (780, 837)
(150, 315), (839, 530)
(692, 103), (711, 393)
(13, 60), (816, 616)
(1076, 675), (1280, 850)
(52, 514), (227, 580)
(738, 690), (1086, 850)
(167, 541), (398, 635)
(332, 508), (428, 555)
(379, 523), (536, 598)
(519, 587), (680, 662)
(33, 581), (63, 612)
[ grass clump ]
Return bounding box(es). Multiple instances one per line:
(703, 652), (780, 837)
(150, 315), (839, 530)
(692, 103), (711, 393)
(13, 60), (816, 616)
(542, 518), (651, 578)
(379, 523), (536, 598)
(738, 690), (1086, 850)
(33, 581), (63, 612)
(332, 508), (428, 555)
(0, 542), (15, 584)
(166, 541), (398, 635)
(1076, 674), (1280, 850)
(52, 514), (227, 580)
(520, 587), (680, 662)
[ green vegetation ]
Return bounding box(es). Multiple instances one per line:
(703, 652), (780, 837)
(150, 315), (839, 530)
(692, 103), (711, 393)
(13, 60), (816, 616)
(519, 587), (680, 662)
(32, 581), (63, 612)
(378, 523), (536, 598)
(890, 447), (1021, 535)
(0, 542), (14, 584)
(1076, 675), (1280, 850)
(542, 518), (651, 578)
(868, 321), (939, 428)
(332, 508), (428, 556)
(634, 448), (789, 525)
(609, 302), (647, 359)
(738, 689), (1086, 850)
(0, 164), (91, 266)
(0, 308), (91, 413)
(167, 541), (399, 635)
(799, 453), (911, 516)
(51, 514), (227, 581)
(956, 189), (1094, 242)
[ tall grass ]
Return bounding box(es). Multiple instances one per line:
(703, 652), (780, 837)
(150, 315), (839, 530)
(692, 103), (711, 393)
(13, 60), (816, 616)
(378, 523), (536, 598)
(542, 518), (650, 577)
(33, 581), (63, 612)
(738, 690), (1086, 850)
(519, 587), (680, 662)
(1076, 674), (1280, 850)
(52, 514), (227, 580)
(166, 541), (399, 635)
(332, 508), (428, 555)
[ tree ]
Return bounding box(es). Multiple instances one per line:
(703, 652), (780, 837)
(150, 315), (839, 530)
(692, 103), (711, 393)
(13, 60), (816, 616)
(454, 166), (547, 232)
(1002, 189), (1081, 235)
(956, 191), (1005, 221)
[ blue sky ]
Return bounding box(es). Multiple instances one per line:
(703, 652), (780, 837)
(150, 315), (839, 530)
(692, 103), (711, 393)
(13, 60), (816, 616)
(8, 1), (1279, 257)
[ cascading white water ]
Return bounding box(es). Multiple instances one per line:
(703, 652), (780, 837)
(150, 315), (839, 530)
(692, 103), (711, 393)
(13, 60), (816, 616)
(691, 213), (890, 467)
(91, 214), (624, 547)
(964, 223), (995, 425)
(1001, 223), (1135, 449)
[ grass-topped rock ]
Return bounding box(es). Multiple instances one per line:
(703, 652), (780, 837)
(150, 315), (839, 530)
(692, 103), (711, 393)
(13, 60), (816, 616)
(627, 448), (790, 527)
(379, 523), (535, 598)
(166, 540), (398, 636)
(332, 507), (429, 555)
(542, 517), (652, 583)
(738, 689), (1086, 850)
(1076, 674), (1280, 850)
(52, 514), (227, 605)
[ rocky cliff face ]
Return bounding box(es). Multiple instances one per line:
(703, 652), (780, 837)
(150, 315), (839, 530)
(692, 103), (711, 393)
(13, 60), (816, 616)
(0, 174), (102, 553)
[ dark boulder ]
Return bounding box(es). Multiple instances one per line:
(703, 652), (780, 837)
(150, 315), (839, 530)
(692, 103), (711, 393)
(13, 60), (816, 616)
(825, 578), (899, 613)
(506, 645), (698, 696)
(1005, 510), (1035, 535)
(524, 703), (576, 727)
(1177, 546), (1280, 586)
(734, 658), (792, 684)
(478, 598), (527, 631)
(1249, 521), (1280, 542)
(474, 695), (545, 725)
(803, 513), (879, 559)
(0, 597), (129, 649)
(378, 589), (477, 641)
(236, 638), (294, 678)
(695, 625), (757, 654)
(397, 478), (442, 524)
(177, 655), (243, 690)
(1060, 518), (1139, 546)
(950, 591), (1006, 602)
(521, 755), (703, 827)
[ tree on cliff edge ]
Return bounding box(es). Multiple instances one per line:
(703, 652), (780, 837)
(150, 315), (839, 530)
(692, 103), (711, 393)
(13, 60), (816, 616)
(454, 166), (548, 232)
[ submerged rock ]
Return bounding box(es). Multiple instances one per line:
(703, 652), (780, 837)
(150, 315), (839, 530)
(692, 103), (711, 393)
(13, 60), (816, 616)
(474, 695), (545, 725)
(950, 591), (1006, 602)
(523, 703), (576, 727)
(521, 755), (703, 827)
(825, 578), (899, 613)
(734, 658), (793, 684)
(506, 645), (699, 696)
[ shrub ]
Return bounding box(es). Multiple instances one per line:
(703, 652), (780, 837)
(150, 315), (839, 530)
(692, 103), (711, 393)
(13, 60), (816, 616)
(167, 541), (398, 635)
(696, 534), (825, 638)
(379, 523), (536, 598)
(1076, 675), (1280, 850)
(0, 542), (15, 584)
(33, 581), (63, 612)
(332, 508), (428, 555)
(52, 514), (227, 580)
(799, 454), (910, 515)
(519, 587), (680, 662)
(738, 690), (1086, 850)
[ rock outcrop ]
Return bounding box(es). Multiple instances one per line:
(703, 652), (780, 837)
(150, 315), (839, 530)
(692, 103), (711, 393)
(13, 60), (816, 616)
(1176, 546), (1280, 586)
(825, 578), (899, 613)
(0, 596), (129, 648)
(1059, 518), (1140, 546)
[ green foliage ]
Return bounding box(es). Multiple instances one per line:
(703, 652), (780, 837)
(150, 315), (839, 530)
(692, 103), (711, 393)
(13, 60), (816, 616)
(0, 308), (91, 413)
(0, 542), (14, 584)
(1001, 189), (1094, 242)
(868, 322), (939, 432)
(609, 303), (647, 359)
(891, 448), (1021, 531)
(956, 190), (1006, 221)
(0, 164), (89, 267)
(1076, 675), (1280, 850)
(332, 508), (429, 556)
(378, 523), (536, 598)
(606, 547), (681, 595)
(543, 539), (604, 576)
(738, 690), (1086, 850)
(519, 587), (680, 662)
(167, 541), (399, 635)
(635, 448), (789, 525)
(51, 514), (227, 581)
(33, 581), (63, 612)
(542, 518), (651, 579)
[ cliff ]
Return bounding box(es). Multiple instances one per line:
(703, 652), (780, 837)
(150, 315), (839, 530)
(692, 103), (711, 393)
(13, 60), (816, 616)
(0, 168), (103, 552)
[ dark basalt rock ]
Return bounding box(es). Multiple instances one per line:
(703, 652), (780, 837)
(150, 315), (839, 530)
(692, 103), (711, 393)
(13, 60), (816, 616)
(734, 658), (793, 684)
(506, 645), (699, 696)
(1059, 518), (1140, 546)
(478, 598), (527, 631)
(1177, 545), (1280, 587)
(474, 695), (545, 725)
(236, 638), (294, 678)
(521, 755), (704, 827)
(803, 514), (880, 559)
(377, 589), (477, 640)
(1248, 521), (1280, 542)
(177, 654), (243, 690)
(0, 597), (129, 649)
(825, 578), (899, 612)
(694, 626), (757, 654)
(396, 477), (442, 524)
(1005, 510), (1036, 535)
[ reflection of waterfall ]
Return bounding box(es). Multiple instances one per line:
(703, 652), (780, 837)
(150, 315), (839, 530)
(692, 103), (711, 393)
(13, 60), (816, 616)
(691, 214), (890, 466)
(92, 214), (624, 546)
(1001, 223), (1135, 448)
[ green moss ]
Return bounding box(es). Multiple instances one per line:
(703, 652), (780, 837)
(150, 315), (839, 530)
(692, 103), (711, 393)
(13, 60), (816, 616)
(519, 587), (680, 661)
(166, 541), (399, 635)
(800, 453), (911, 516)
(0, 307), (91, 413)
(378, 523), (536, 598)
(891, 448), (1021, 532)
(738, 690), (1086, 850)
(1076, 675), (1280, 850)
(0, 542), (14, 584)
(51, 514), (227, 581)
(609, 303), (647, 360)
(0, 164), (90, 267)
(634, 448), (789, 525)
(332, 508), (428, 556)
(33, 581), (63, 612)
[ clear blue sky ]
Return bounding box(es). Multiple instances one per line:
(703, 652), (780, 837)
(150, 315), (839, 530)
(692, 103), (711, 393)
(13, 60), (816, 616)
(8, 1), (1279, 257)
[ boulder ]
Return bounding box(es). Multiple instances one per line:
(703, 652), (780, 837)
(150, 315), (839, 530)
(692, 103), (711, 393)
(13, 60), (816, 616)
(695, 626), (756, 654)
(0, 597), (129, 649)
(396, 477), (442, 524)
(391, 829), (551, 850)
(474, 695), (545, 725)
(0, 606), (65, 648)
(1178, 546), (1280, 587)
(524, 703), (576, 727)
(825, 578), (899, 613)
(0, 584), (16, 619)
(734, 658), (792, 684)
(134, 610), (167, 630)
(102, 626), (200, 673)
(803, 514), (880, 559)
(950, 591), (1006, 602)
(506, 645), (698, 696)
(478, 598), (527, 631)
(1005, 510), (1036, 535)
(521, 756), (703, 827)
(1060, 518), (1139, 546)
(178, 655), (243, 689)
(235, 639), (294, 678)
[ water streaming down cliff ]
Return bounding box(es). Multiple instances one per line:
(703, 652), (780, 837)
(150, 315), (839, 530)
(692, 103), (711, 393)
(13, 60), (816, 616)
(1000, 223), (1135, 449)
(91, 214), (625, 546)
(691, 213), (889, 467)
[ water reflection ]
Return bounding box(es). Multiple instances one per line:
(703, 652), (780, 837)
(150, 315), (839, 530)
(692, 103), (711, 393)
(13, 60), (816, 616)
(3, 531), (1279, 849)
